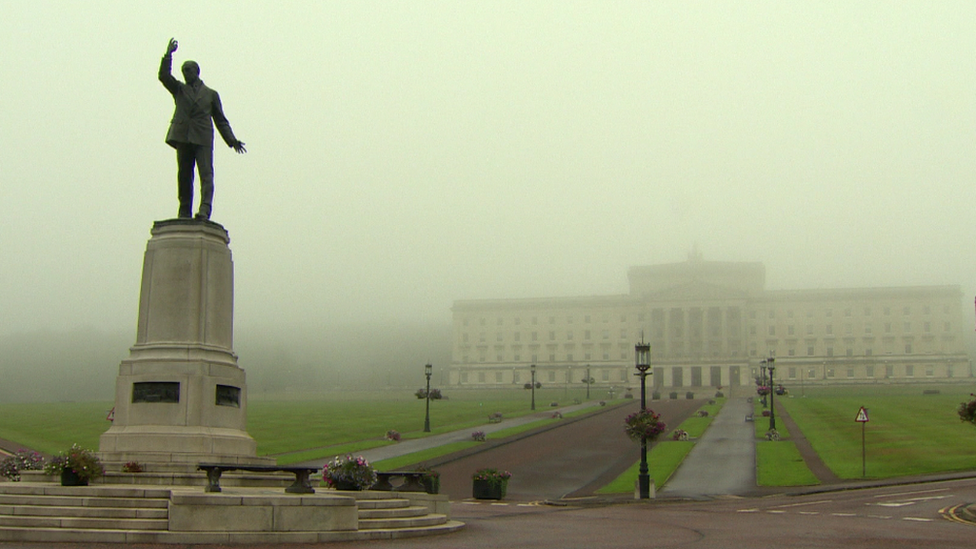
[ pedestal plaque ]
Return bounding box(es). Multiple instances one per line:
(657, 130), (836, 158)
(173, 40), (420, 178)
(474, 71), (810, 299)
(99, 219), (273, 468)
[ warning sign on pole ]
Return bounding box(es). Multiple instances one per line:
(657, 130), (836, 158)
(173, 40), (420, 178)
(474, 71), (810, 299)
(855, 406), (869, 423)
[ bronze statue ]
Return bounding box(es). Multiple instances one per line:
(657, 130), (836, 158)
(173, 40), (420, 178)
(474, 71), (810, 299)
(159, 38), (246, 220)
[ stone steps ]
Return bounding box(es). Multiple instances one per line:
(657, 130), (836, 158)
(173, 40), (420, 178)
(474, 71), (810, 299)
(0, 484), (170, 532)
(0, 484), (462, 543)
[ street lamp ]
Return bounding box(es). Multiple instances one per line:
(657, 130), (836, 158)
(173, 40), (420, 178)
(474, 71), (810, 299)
(586, 365), (592, 400)
(760, 359), (768, 408)
(530, 364), (537, 411)
(767, 358), (776, 431)
(423, 363), (432, 433)
(634, 338), (652, 499)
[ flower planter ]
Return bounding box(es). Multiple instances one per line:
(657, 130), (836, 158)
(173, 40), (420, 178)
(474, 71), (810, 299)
(60, 469), (88, 487)
(422, 476), (440, 495)
(333, 480), (361, 491)
(472, 479), (507, 500)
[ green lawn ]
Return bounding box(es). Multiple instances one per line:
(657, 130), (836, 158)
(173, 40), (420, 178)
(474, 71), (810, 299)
(756, 441), (819, 486)
(595, 441), (695, 494)
(372, 442), (480, 471)
(779, 391), (976, 479)
(0, 390), (603, 460)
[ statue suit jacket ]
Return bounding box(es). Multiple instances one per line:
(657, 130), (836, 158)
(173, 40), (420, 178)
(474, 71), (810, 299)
(159, 54), (238, 149)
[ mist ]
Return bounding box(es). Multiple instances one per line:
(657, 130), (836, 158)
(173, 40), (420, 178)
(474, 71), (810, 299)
(2, 2), (975, 397)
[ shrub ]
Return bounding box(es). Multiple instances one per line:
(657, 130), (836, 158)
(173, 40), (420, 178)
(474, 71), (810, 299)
(715, 391), (724, 398)
(958, 394), (976, 425)
(696, 410), (709, 417)
(551, 411), (563, 419)
(471, 431), (486, 442)
(0, 450), (44, 482)
(122, 461), (144, 473)
(385, 430), (401, 442)
(322, 455), (377, 490)
(671, 429), (689, 441)
(43, 444), (104, 482)
(685, 392), (694, 399)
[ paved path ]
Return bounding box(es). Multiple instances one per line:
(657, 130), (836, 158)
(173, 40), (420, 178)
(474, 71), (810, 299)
(294, 401), (605, 467)
(660, 397), (756, 498)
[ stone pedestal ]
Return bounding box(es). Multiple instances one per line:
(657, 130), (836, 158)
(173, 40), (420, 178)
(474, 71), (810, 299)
(100, 219), (273, 468)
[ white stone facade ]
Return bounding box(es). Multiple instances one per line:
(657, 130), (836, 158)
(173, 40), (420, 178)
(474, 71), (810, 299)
(449, 257), (971, 390)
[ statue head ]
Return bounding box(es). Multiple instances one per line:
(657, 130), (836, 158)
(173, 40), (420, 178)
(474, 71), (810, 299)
(181, 60), (200, 84)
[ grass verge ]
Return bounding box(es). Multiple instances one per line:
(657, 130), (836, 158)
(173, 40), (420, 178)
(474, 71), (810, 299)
(595, 441), (695, 494)
(756, 441), (819, 486)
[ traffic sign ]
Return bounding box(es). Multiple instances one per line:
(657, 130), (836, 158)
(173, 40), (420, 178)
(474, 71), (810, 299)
(855, 406), (869, 423)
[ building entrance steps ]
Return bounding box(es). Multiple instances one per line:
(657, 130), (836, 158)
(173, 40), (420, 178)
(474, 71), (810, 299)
(660, 397), (757, 498)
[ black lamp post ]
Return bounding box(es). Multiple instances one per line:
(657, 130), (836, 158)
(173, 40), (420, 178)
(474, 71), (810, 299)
(767, 359), (776, 431)
(635, 338), (652, 499)
(423, 362), (432, 433)
(760, 359), (768, 408)
(530, 364), (537, 411)
(586, 365), (592, 400)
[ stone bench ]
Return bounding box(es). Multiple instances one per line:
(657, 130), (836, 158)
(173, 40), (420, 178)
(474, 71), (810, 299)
(371, 471), (428, 493)
(197, 463), (319, 494)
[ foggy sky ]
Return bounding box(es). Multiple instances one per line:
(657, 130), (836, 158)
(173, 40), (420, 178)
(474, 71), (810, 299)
(2, 1), (975, 338)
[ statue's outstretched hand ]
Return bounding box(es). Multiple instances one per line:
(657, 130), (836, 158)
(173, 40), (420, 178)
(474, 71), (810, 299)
(233, 141), (247, 154)
(166, 38), (178, 55)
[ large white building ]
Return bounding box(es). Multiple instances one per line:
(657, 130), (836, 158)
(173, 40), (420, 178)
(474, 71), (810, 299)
(448, 256), (972, 390)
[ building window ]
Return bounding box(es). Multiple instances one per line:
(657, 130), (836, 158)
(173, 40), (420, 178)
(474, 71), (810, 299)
(807, 325), (814, 335)
(497, 333), (503, 342)
(924, 322), (931, 333)
(478, 372), (486, 382)
(768, 326), (775, 336)
(864, 307), (872, 316)
(567, 331), (574, 340)
(549, 354), (556, 362)
(866, 349), (872, 356)
(905, 364), (914, 377)
(750, 326), (757, 335)
(807, 346), (814, 356)
(865, 324), (872, 334)
(845, 324), (852, 334)
(514, 317), (521, 325)
(924, 305), (931, 315)
(769, 310), (775, 319)
(531, 354), (538, 362)
(903, 306), (911, 315)
(620, 329), (627, 339)
(532, 331), (538, 341)
(567, 353), (573, 361)
(826, 325), (833, 335)
(925, 366), (934, 377)
(514, 354), (521, 361)
(844, 308), (852, 317)
(885, 323), (891, 333)
(548, 371), (556, 382)
(513, 371), (520, 382)
(496, 354), (503, 361)
(788, 348), (795, 356)
(788, 367), (796, 379)
(905, 344), (912, 354)
(585, 315), (591, 323)
(846, 348), (853, 357)
(514, 332), (521, 342)
(584, 352), (591, 360)
(788, 325), (795, 335)
(549, 331), (555, 341)
(827, 368), (835, 378)
(603, 330), (610, 339)
(495, 372), (503, 382)
(827, 347), (834, 357)
(847, 368), (855, 378)
(903, 322), (911, 332)
(866, 365), (874, 377)
(603, 352), (610, 359)
(584, 330), (591, 340)
(885, 364), (894, 377)
(601, 370), (610, 381)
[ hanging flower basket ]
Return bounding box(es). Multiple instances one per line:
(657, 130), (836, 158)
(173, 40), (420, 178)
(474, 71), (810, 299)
(756, 386), (771, 396)
(322, 455), (377, 490)
(624, 410), (666, 442)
